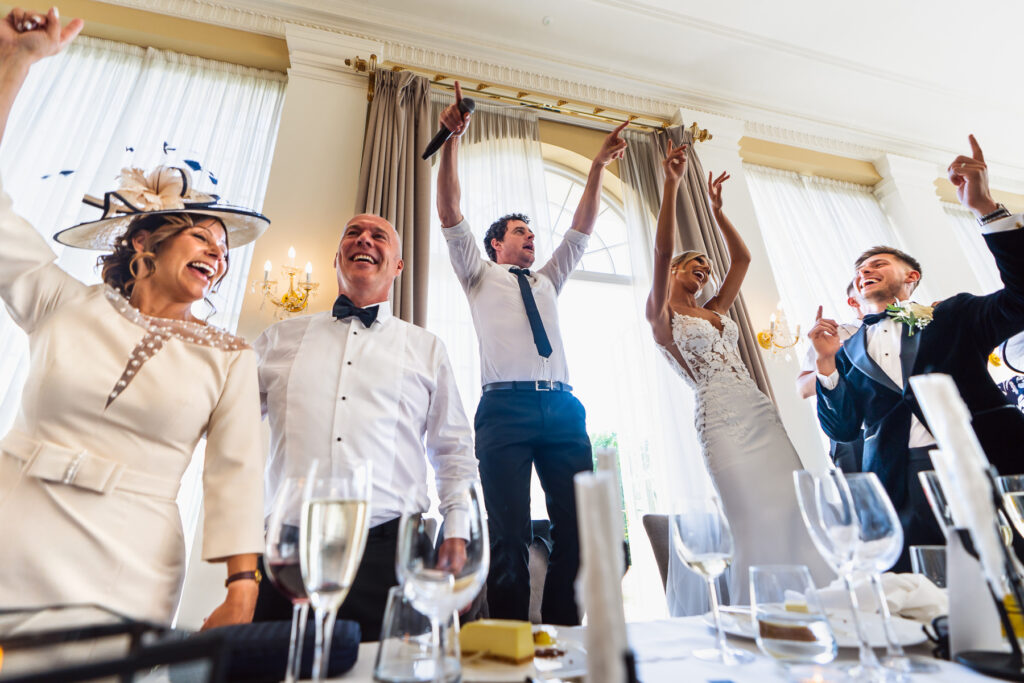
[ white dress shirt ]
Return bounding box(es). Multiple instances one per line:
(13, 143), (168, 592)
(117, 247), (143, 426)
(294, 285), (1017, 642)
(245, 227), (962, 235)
(818, 311), (934, 447)
(442, 219), (587, 386)
(255, 301), (478, 537)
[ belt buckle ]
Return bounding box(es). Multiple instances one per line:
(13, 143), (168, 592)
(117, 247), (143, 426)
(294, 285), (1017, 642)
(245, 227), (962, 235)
(61, 451), (87, 485)
(534, 380), (552, 391)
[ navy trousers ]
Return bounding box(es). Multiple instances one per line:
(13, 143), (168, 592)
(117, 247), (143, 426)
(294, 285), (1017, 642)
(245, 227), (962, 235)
(474, 389), (593, 625)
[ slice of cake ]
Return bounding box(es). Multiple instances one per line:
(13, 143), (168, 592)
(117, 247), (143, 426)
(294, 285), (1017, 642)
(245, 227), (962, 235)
(460, 619), (534, 664)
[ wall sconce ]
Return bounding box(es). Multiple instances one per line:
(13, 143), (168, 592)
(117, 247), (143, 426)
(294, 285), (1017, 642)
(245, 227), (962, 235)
(253, 246), (319, 317)
(757, 310), (801, 356)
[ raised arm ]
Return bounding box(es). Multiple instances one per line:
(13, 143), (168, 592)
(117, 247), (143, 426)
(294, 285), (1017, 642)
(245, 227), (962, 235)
(645, 142), (687, 327)
(703, 172), (751, 314)
(0, 8), (82, 146)
(569, 121), (628, 235)
(437, 81), (470, 229)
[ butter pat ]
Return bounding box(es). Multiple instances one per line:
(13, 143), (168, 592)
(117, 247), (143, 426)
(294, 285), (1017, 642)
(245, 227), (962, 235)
(460, 619), (534, 664)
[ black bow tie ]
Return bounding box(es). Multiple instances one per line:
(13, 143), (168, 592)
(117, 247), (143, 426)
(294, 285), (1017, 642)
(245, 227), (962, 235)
(861, 311), (888, 326)
(332, 295), (378, 327)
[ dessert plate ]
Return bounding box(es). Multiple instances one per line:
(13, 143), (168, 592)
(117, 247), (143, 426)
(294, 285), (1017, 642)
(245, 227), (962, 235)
(462, 631), (586, 682)
(703, 607), (927, 648)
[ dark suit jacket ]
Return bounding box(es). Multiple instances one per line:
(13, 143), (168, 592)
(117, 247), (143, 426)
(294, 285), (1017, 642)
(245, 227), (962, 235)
(817, 226), (1024, 507)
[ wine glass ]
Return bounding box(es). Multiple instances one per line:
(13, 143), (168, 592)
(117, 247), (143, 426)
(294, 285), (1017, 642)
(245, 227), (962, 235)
(265, 477), (311, 683)
(846, 472), (939, 674)
(670, 488), (753, 665)
(919, 470), (955, 532)
(300, 462), (372, 682)
(396, 480), (489, 683)
(997, 475), (1024, 541)
(794, 470), (884, 681)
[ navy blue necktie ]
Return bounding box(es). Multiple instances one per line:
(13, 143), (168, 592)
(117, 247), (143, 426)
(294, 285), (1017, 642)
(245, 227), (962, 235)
(509, 267), (552, 358)
(332, 294), (378, 327)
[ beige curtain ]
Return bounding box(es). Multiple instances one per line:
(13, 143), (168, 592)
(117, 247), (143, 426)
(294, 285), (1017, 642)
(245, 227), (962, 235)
(620, 126), (776, 403)
(355, 69), (432, 325)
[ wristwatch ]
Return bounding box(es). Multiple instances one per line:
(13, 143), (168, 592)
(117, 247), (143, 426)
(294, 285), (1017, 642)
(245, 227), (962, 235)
(225, 568), (262, 587)
(979, 203), (1011, 225)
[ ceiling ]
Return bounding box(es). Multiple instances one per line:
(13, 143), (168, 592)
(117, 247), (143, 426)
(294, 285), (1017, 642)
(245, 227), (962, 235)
(127, 0), (1024, 183)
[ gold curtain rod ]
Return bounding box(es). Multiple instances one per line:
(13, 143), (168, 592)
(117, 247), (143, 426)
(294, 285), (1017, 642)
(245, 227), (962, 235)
(342, 54), (712, 141)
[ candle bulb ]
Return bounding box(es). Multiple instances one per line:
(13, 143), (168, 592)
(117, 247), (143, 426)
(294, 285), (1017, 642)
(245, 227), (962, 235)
(263, 260), (272, 282)
(769, 313), (777, 337)
(305, 261), (312, 284)
(288, 246), (296, 266)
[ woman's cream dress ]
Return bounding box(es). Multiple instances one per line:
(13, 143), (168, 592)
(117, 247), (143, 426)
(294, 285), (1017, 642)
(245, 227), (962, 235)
(0, 186), (264, 625)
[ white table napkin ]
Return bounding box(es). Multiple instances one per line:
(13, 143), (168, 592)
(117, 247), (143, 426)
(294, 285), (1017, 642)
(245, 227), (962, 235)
(816, 572), (948, 623)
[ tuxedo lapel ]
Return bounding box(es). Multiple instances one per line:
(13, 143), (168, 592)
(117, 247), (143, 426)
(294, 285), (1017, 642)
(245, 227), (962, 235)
(899, 322), (922, 389)
(845, 326), (902, 394)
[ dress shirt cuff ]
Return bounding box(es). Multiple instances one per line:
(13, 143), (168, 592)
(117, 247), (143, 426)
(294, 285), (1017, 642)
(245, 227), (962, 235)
(817, 370), (839, 390)
(441, 218), (472, 240)
(443, 508), (470, 540)
(563, 228), (590, 247)
(982, 213), (1024, 234)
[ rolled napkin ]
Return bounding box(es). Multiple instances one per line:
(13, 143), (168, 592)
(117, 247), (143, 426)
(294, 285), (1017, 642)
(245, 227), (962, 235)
(574, 471), (630, 683)
(815, 573), (948, 623)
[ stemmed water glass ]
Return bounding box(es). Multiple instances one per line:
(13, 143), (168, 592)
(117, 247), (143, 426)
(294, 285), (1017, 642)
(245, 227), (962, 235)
(396, 480), (489, 683)
(300, 462), (373, 682)
(845, 472), (939, 674)
(670, 488), (753, 665)
(264, 477), (311, 683)
(794, 469), (885, 681)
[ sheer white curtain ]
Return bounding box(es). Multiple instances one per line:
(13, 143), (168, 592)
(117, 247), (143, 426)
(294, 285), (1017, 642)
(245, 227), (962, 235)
(426, 92), (551, 417)
(0, 36), (285, 552)
(943, 202), (1001, 294)
(744, 164), (917, 333)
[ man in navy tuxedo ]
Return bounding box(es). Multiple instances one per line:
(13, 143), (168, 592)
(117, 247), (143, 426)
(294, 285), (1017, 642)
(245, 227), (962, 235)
(810, 136), (1024, 568)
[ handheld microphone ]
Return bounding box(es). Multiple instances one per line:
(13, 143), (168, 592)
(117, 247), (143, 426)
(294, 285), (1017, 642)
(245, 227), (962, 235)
(422, 97), (476, 160)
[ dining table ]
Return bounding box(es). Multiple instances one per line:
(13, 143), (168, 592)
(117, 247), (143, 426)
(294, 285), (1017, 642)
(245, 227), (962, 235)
(333, 615), (991, 682)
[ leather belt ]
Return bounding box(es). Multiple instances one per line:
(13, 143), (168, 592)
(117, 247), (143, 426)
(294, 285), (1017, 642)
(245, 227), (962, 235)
(1, 430), (180, 500)
(482, 380), (573, 393)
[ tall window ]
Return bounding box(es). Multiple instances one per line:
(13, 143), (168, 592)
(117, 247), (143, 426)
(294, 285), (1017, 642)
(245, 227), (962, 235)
(744, 164), (912, 333)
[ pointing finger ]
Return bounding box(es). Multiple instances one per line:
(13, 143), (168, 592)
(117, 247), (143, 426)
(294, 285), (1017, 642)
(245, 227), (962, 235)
(969, 134), (984, 163)
(815, 305), (823, 321)
(611, 120), (628, 137)
(454, 80), (463, 103)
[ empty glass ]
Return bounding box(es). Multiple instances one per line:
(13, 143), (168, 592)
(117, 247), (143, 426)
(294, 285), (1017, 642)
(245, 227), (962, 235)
(794, 469), (883, 681)
(910, 545), (947, 588)
(670, 488), (753, 665)
(846, 472), (938, 674)
(300, 463), (372, 681)
(265, 477), (311, 683)
(919, 470), (955, 532)
(374, 585), (459, 683)
(396, 481), (489, 683)
(749, 565), (837, 666)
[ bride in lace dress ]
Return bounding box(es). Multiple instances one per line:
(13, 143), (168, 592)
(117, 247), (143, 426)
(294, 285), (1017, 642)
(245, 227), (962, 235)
(646, 143), (831, 609)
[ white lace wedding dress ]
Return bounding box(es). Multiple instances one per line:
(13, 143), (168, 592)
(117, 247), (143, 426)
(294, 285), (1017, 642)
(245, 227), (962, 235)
(658, 310), (832, 608)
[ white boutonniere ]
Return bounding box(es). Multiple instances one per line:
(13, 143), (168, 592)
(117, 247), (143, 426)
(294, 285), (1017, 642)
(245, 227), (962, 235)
(885, 301), (933, 336)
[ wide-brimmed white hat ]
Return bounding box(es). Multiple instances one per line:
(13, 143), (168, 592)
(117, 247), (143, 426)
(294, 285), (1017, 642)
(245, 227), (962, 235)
(54, 165), (269, 250)
(1004, 332), (1024, 374)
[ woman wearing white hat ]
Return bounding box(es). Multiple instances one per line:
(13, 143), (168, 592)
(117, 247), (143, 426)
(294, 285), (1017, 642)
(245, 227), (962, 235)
(0, 8), (269, 628)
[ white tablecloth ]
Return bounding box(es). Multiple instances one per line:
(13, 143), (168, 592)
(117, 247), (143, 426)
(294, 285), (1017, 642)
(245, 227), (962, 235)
(334, 616), (989, 681)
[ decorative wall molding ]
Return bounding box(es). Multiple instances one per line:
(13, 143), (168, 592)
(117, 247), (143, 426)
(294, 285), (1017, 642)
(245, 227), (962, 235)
(284, 24), (382, 87)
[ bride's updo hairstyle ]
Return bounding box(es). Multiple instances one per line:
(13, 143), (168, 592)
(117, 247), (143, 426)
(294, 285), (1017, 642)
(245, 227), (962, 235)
(670, 250), (719, 305)
(99, 212), (229, 298)
(670, 250), (709, 272)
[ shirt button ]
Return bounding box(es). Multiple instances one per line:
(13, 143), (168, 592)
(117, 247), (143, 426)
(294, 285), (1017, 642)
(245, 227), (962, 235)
(347, 361), (352, 365)
(336, 437), (342, 442)
(353, 331), (358, 335)
(341, 396), (347, 400)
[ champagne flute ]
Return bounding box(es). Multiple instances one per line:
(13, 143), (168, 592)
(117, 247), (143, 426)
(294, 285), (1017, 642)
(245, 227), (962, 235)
(300, 463), (372, 682)
(265, 477), (311, 683)
(396, 481), (489, 683)
(846, 472), (939, 674)
(794, 470), (884, 681)
(670, 488), (753, 665)
(997, 475), (1024, 541)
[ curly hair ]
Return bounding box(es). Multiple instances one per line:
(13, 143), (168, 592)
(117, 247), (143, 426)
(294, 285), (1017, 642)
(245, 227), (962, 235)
(483, 213), (530, 262)
(98, 213), (229, 313)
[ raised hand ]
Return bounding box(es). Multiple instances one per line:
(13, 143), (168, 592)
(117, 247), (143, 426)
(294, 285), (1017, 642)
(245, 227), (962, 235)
(0, 7), (83, 67)
(947, 134), (998, 218)
(594, 120), (628, 166)
(438, 80), (471, 138)
(808, 305), (841, 363)
(662, 141), (688, 185)
(707, 171), (730, 213)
